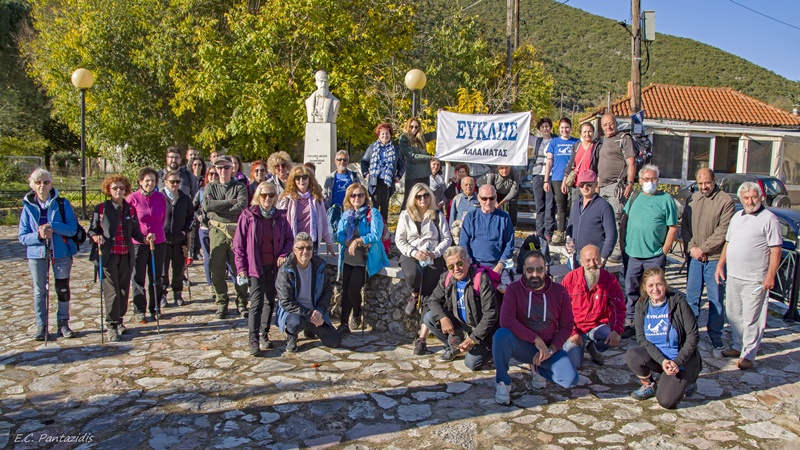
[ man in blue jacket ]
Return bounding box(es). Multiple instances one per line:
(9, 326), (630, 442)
(459, 185), (516, 287)
(566, 170), (617, 268)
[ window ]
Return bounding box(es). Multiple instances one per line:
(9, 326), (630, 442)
(714, 137), (739, 173)
(652, 134), (683, 179)
(781, 141), (800, 185)
(746, 139), (773, 175)
(688, 136), (712, 179)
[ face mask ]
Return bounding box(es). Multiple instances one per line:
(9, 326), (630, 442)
(642, 181), (657, 195)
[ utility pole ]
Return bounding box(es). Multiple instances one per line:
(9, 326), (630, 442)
(505, 0), (520, 111)
(631, 0), (642, 114)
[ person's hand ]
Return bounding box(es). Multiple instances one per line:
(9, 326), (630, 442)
(145, 233), (156, 244)
(394, 177), (399, 184)
(92, 235), (105, 245)
(348, 239), (360, 256)
(568, 334), (583, 347)
(532, 337), (552, 366)
(238, 271), (247, 279)
(458, 336), (475, 352)
(689, 247), (704, 261)
(327, 244), (337, 257)
(762, 274), (775, 292)
(277, 256), (286, 267)
(439, 317), (455, 335)
(309, 309), (324, 327)
(662, 359), (679, 376)
(414, 250), (427, 262)
(561, 183), (569, 195)
(493, 263), (504, 275)
(714, 264), (726, 285)
(565, 239), (576, 255)
(497, 200), (506, 208)
(605, 330), (621, 347)
(38, 224), (53, 240)
(543, 182), (550, 192)
(623, 184), (633, 199)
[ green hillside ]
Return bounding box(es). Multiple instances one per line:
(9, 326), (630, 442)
(457, 0), (799, 113)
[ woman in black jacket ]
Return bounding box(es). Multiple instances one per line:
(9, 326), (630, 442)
(89, 175), (154, 341)
(626, 267), (702, 409)
(161, 170), (194, 307)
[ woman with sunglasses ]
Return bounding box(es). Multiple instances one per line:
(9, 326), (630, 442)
(194, 167), (218, 290)
(88, 174), (154, 341)
(335, 183), (389, 335)
(395, 183), (451, 354)
(398, 118), (436, 209)
(247, 160), (269, 202)
(267, 151), (293, 197)
(160, 170), (194, 307)
(279, 166), (335, 256)
(233, 182), (293, 355)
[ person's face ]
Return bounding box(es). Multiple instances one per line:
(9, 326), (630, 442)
(210, 152), (219, 162)
(315, 73), (329, 90)
(579, 181), (596, 199)
(207, 169), (218, 184)
(293, 241), (313, 266)
(231, 159), (240, 173)
(33, 178), (52, 200)
(456, 168), (467, 179)
(539, 122), (552, 136)
(191, 160), (203, 176)
(580, 126), (594, 142)
(349, 188), (366, 209)
(378, 128), (391, 145)
(640, 170), (658, 185)
(601, 116), (618, 137)
(259, 188), (277, 209)
(216, 164), (233, 183)
(109, 182), (127, 202)
(186, 149), (199, 162)
(524, 257), (547, 289)
(294, 172), (310, 193)
(558, 122), (571, 138)
(166, 175), (181, 193)
(446, 253), (468, 281)
(273, 161), (289, 180)
(415, 189), (431, 209)
(430, 160), (441, 174)
(335, 154), (349, 172)
(408, 121), (420, 137)
(461, 177), (476, 196)
(645, 275), (667, 302)
(140, 174), (157, 193)
(580, 247), (601, 271)
(498, 166), (511, 178)
(253, 165), (267, 182)
(741, 189), (761, 213)
(696, 171), (715, 196)
(478, 186), (496, 213)
(166, 153), (181, 170)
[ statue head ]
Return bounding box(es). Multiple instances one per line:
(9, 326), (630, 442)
(314, 70), (329, 95)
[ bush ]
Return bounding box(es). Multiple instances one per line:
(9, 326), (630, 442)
(0, 159), (25, 184)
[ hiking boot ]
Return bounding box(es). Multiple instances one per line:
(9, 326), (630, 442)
(108, 326), (120, 342)
(586, 341), (604, 366)
(248, 338), (260, 356)
(721, 348), (740, 358)
(57, 320), (77, 338)
(337, 325), (351, 337)
(34, 327), (46, 341)
(261, 339), (274, 349)
(151, 312), (161, 321)
(622, 321), (636, 339)
(710, 338), (724, 349)
(350, 313), (362, 330)
(631, 381), (657, 400)
(438, 347), (457, 362)
(528, 367), (547, 390)
(404, 294), (418, 316)
(214, 309), (227, 320)
(160, 296), (169, 309)
(413, 337), (427, 355)
(551, 231), (565, 246)
(495, 381), (512, 405)
(118, 322), (127, 335)
(238, 305), (248, 319)
(136, 313), (147, 325)
(174, 293), (185, 307)
(285, 335), (298, 353)
(737, 358), (753, 370)
(685, 382), (697, 397)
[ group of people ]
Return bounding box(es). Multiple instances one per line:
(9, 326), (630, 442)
(19, 113), (781, 409)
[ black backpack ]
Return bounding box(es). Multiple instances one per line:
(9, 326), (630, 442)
(516, 233), (550, 274)
(56, 197), (87, 248)
(623, 133), (653, 181)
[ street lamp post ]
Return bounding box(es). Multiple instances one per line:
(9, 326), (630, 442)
(404, 69), (427, 118)
(71, 68), (94, 220)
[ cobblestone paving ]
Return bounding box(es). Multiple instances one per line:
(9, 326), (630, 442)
(0, 225), (798, 449)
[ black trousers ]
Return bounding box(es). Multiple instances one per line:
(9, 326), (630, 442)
(371, 179), (391, 224)
(552, 180), (569, 233)
(626, 346), (691, 409)
(132, 243), (165, 315)
(100, 252), (131, 325)
(341, 263), (367, 326)
(401, 176), (429, 211)
(284, 313), (341, 348)
(248, 265), (276, 340)
(162, 240), (186, 297)
(399, 255), (445, 297)
(497, 191), (518, 226)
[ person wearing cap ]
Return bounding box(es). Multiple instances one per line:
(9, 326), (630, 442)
(203, 155), (249, 319)
(565, 169), (617, 268)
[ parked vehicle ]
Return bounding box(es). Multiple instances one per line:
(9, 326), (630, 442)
(676, 173), (791, 208)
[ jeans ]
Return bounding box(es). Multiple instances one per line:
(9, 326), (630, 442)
(422, 311), (492, 370)
(685, 258), (725, 342)
(531, 175), (554, 238)
(492, 328), (579, 388)
(29, 257), (72, 328)
(624, 254), (666, 321)
(563, 324), (612, 369)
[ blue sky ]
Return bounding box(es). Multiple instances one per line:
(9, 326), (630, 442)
(560, 0), (800, 82)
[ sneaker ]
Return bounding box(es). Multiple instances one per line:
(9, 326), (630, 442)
(737, 358), (753, 370)
(118, 322), (127, 335)
(238, 306), (249, 319)
(622, 323), (636, 339)
(350, 313), (363, 330)
(685, 382), (697, 397)
(285, 335), (298, 353)
(404, 295), (418, 316)
(438, 347), (457, 362)
(262, 339), (274, 349)
(160, 297), (169, 309)
(586, 341), (604, 366)
(337, 325), (351, 337)
(57, 320), (77, 338)
(631, 382), (657, 400)
(108, 326), (120, 342)
(721, 348), (740, 358)
(710, 338), (724, 349)
(550, 231), (565, 246)
(495, 381), (512, 405)
(303, 330), (316, 340)
(34, 327), (46, 341)
(413, 337), (427, 355)
(248, 338), (260, 356)
(174, 294), (185, 307)
(136, 313), (147, 325)
(214, 309), (226, 320)
(528, 367), (547, 390)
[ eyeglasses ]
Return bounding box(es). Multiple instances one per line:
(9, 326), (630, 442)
(447, 260), (465, 271)
(579, 183), (594, 189)
(296, 174), (309, 181)
(295, 245), (313, 252)
(208, 172), (218, 177)
(167, 180), (181, 185)
(415, 192), (430, 200)
(409, 125), (419, 129)
(336, 158), (348, 162)
(479, 196), (496, 201)
(34, 180), (52, 185)
(110, 186), (126, 192)
(259, 192), (276, 199)
(217, 166), (232, 171)
(350, 193), (365, 199)
(525, 266), (547, 274)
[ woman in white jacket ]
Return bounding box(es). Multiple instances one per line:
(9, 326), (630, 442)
(395, 183), (452, 355)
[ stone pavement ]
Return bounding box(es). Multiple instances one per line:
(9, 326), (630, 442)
(0, 225), (799, 450)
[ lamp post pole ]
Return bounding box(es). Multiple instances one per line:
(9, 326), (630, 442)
(71, 68), (94, 220)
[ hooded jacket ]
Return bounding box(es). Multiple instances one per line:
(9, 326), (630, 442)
(561, 266), (625, 336)
(275, 254), (333, 332)
(500, 276), (574, 349)
(425, 266), (498, 346)
(88, 199), (146, 267)
(19, 189), (78, 259)
(233, 206), (293, 278)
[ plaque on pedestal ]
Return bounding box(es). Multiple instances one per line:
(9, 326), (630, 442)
(304, 122), (336, 187)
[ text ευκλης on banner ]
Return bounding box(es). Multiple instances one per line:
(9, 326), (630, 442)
(435, 111), (531, 166)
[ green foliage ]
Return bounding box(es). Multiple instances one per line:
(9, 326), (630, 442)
(0, 158), (26, 184)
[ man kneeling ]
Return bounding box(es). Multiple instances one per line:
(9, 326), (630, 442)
(276, 232), (341, 353)
(493, 251), (578, 405)
(423, 246), (498, 369)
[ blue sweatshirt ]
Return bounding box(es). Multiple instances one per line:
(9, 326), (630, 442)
(459, 208), (515, 266)
(566, 194), (617, 259)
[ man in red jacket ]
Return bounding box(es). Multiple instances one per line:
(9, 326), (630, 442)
(561, 245), (625, 368)
(492, 251), (578, 405)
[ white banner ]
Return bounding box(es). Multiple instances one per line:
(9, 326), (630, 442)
(435, 111), (530, 166)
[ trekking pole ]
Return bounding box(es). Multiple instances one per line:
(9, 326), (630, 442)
(98, 245), (105, 344)
(44, 238), (52, 346)
(361, 267), (367, 338)
(184, 246), (192, 303)
(149, 240), (160, 334)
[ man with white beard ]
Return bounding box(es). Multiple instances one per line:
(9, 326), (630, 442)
(561, 245), (625, 368)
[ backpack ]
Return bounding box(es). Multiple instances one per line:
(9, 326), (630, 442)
(365, 207), (391, 256)
(444, 265), (499, 298)
(618, 189), (642, 254)
(56, 197), (87, 248)
(621, 133), (653, 182)
(516, 233), (550, 274)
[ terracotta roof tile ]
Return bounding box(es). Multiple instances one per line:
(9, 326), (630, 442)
(587, 84), (800, 127)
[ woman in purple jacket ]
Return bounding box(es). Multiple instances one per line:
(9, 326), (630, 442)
(234, 181), (294, 356)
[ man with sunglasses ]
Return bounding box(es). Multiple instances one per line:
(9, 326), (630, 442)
(565, 170), (616, 269)
(323, 150), (360, 227)
(423, 246), (498, 368)
(459, 185), (516, 287)
(203, 156), (249, 319)
(493, 251), (578, 405)
(276, 232), (341, 353)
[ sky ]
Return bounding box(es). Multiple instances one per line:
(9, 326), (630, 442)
(557, 0), (800, 82)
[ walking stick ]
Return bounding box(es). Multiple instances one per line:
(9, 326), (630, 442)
(149, 240), (160, 334)
(44, 238), (52, 346)
(184, 246), (192, 303)
(98, 245), (105, 344)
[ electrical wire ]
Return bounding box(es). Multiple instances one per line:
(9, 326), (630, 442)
(727, 0), (800, 32)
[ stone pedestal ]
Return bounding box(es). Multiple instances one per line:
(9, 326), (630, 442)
(304, 122), (337, 188)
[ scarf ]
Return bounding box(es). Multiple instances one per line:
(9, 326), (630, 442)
(369, 140), (397, 186)
(164, 188), (176, 202)
(344, 205), (370, 243)
(291, 191), (318, 242)
(260, 206), (276, 219)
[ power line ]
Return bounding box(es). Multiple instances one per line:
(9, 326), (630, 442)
(727, 0), (800, 32)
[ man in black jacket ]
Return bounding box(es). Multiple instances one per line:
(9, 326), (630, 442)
(161, 170), (194, 307)
(423, 246), (498, 369)
(159, 146), (198, 198)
